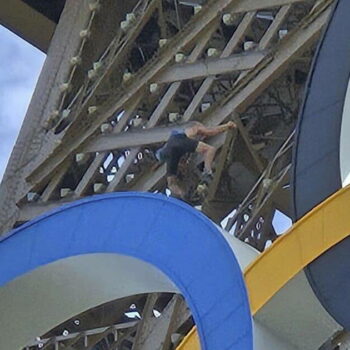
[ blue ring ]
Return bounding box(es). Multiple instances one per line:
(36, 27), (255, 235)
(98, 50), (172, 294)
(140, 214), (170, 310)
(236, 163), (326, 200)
(0, 192), (252, 350)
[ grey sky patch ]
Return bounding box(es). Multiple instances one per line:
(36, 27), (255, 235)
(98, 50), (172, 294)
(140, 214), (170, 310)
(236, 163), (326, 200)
(0, 26), (45, 181)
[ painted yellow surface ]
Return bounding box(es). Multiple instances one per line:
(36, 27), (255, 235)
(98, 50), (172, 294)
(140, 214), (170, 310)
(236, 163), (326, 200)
(177, 327), (200, 350)
(176, 185), (350, 350)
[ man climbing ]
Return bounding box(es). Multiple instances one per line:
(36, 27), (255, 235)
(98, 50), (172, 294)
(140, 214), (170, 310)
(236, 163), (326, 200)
(155, 121), (237, 198)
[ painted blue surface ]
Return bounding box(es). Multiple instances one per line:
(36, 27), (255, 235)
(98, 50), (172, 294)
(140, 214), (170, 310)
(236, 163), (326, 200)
(290, 0), (350, 330)
(0, 192), (252, 350)
(306, 237), (350, 330)
(292, 1), (344, 220)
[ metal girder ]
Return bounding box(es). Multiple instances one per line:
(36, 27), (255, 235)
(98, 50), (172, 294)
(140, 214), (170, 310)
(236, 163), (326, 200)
(84, 125), (180, 153)
(204, 3), (331, 127)
(77, 1), (321, 156)
(234, 4), (292, 85)
(0, 0), (94, 234)
(123, 4), (331, 193)
(259, 5), (292, 50)
(104, 27), (216, 192)
(182, 10), (256, 121)
(233, 113), (265, 171)
(132, 293), (159, 350)
(222, 145), (292, 250)
(227, 0), (306, 13)
(21, 297), (139, 350)
(26, 322), (137, 348)
(11, 0), (331, 228)
(15, 6), (251, 221)
(2, 2), (339, 349)
(234, 166), (290, 245)
(0, 0), (56, 52)
(74, 153), (108, 197)
(23, 0), (309, 201)
(273, 185), (291, 216)
(16, 0), (327, 220)
(106, 148), (141, 192)
(22, 0), (230, 188)
(70, 24), (219, 196)
(202, 129), (238, 221)
(74, 98), (142, 197)
(17, 0), (159, 194)
(131, 295), (190, 350)
(41, 160), (71, 202)
(155, 51), (266, 84)
(205, 129), (237, 203)
(108, 326), (137, 350)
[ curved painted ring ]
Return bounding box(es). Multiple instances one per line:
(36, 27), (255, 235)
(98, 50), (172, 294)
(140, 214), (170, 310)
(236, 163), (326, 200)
(292, 0), (350, 330)
(292, 0), (349, 219)
(0, 192), (252, 350)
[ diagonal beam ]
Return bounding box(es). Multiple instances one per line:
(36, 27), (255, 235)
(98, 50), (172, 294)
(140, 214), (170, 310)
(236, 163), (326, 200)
(105, 26), (216, 192)
(234, 166), (290, 241)
(205, 129), (237, 203)
(183, 11), (256, 121)
(16, 3), (331, 222)
(259, 5), (292, 50)
(74, 153), (108, 197)
(159, 296), (190, 350)
(106, 148), (140, 192)
(131, 293), (159, 350)
(24, 0), (308, 198)
(84, 11), (255, 154)
(204, 4), (331, 126)
(234, 4), (292, 85)
(41, 160), (71, 202)
(130, 295), (190, 350)
(128, 4), (331, 193)
(191, 5), (292, 176)
(0, 0), (93, 234)
(74, 98), (142, 197)
(155, 51), (266, 84)
(233, 113), (264, 171)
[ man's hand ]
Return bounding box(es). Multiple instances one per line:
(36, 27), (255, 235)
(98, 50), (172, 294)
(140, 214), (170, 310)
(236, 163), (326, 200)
(226, 121), (237, 130)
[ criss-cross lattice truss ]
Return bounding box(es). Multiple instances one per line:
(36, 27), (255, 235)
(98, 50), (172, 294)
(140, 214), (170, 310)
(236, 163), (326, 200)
(1, 0), (334, 250)
(0, 0), (338, 349)
(23, 293), (192, 350)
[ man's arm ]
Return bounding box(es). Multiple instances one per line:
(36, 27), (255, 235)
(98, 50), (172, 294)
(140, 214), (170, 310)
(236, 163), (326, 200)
(185, 121), (236, 138)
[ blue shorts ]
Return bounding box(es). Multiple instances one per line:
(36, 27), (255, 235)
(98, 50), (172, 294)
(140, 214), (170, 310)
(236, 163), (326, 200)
(163, 133), (199, 176)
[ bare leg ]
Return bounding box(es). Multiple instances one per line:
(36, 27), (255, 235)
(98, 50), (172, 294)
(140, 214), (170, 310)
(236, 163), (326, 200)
(167, 176), (186, 198)
(195, 141), (216, 173)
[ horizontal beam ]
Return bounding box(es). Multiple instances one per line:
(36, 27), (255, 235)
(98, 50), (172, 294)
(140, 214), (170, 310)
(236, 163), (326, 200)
(183, 11), (256, 121)
(24, 0), (308, 194)
(156, 52), (265, 83)
(84, 124), (193, 153)
(17, 3), (331, 222)
(19, 200), (71, 222)
(27, 321), (137, 347)
(105, 30), (216, 192)
(129, 4), (331, 192)
(230, 0), (306, 13)
(205, 5), (330, 127)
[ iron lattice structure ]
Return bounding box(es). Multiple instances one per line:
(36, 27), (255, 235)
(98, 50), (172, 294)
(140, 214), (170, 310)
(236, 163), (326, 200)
(0, 0), (337, 349)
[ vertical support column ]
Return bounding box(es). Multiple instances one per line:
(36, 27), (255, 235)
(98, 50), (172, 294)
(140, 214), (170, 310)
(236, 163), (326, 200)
(0, 0), (92, 233)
